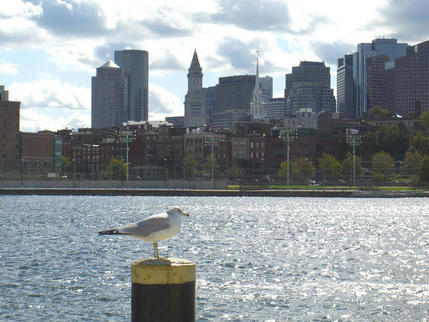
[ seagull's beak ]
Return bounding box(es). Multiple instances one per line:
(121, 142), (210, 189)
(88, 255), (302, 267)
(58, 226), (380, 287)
(182, 211), (190, 217)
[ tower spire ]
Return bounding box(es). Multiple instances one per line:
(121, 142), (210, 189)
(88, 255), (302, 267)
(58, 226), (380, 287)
(250, 49), (264, 120)
(189, 49), (202, 72)
(251, 49), (261, 105)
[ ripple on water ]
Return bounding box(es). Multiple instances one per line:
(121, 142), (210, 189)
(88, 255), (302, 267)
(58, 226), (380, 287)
(0, 196), (428, 320)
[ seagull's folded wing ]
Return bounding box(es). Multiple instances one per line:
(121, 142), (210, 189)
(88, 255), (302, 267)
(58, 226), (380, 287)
(119, 216), (171, 238)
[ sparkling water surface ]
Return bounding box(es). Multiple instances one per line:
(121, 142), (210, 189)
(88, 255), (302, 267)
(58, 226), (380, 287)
(1, 196), (428, 321)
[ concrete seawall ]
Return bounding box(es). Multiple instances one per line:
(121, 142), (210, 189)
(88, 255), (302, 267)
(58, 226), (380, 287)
(0, 188), (428, 198)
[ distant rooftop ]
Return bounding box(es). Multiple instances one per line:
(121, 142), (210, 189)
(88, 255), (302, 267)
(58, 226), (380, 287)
(101, 60), (120, 68)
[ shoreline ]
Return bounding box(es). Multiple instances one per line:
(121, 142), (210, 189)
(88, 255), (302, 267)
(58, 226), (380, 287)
(0, 187), (428, 198)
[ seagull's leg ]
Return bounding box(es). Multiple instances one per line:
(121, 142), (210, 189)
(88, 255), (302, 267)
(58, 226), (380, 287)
(153, 241), (159, 259)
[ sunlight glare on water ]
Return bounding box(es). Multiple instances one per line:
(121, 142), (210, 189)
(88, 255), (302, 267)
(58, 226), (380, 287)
(1, 196), (428, 320)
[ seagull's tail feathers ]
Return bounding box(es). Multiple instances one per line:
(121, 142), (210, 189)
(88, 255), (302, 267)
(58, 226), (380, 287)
(98, 228), (122, 235)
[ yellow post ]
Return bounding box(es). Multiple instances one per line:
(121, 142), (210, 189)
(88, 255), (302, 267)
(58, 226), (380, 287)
(131, 258), (196, 322)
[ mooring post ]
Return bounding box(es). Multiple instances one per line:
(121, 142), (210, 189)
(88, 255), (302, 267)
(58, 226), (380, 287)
(131, 258), (196, 322)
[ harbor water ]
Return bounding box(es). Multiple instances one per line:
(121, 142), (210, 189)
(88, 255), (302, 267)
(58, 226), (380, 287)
(1, 196), (428, 320)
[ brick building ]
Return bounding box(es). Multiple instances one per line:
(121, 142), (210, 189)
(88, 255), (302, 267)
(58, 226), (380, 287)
(0, 99), (20, 176)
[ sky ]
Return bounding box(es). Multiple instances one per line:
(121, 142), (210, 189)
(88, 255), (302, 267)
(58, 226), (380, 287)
(1, 0), (428, 132)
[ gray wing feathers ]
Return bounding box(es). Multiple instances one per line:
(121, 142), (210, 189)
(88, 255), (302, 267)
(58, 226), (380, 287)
(119, 216), (171, 237)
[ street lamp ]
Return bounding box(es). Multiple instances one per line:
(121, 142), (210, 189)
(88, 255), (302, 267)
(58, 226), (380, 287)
(346, 129), (362, 187)
(211, 135), (214, 183)
(280, 128), (298, 186)
(120, 129), (134, 181)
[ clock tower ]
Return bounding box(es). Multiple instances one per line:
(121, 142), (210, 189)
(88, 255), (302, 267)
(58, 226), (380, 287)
(184, 50), (206, 128)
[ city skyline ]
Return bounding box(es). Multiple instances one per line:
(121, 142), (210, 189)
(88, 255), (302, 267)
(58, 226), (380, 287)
(1, 0), (428, 132)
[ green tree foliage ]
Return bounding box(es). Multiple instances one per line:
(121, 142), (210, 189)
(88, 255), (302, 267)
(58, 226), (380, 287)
(203, 156), (220, 178)
(361, 131), (379, 162)
(369, 105), (390, 117)
(278, 160), (295, 179)
(371, 151), (395, 177)
(400, 149), (422, 177)
(318, 153), (342, 181)
(61, 156), (71, 175)
(419, 155), (429, 185)
(293, 158), (315, 183)
(376, 122), (410, 160)
(342, 152), (363, 180)
(183, 153), (198, 179)
(412, 132), (429, 156)
(419, 110), (429, 130)
(105, 158), (127, 180)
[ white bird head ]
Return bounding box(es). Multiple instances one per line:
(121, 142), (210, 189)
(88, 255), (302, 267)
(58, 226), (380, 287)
(167, 207), (189, 217)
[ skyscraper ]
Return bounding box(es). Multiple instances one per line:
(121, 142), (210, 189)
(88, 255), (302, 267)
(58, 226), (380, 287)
(384, 40), (429, 116)
(114, 49), (149, 121)
(184, 50), (206, 128)
(338, 38), (408, 118)
(285, 61), (336, 114)
(91, 60), (127, 129)
(337, 55), (354, 118)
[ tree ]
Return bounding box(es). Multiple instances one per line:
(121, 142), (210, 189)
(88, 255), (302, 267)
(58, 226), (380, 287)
(293, 158), (315, 183)
(203, 156), (220, 179)
(369, 105), (390, 117)
(412, 131), (429, 156)
(342, 152), (363, 180)
(318, 153), (342, 181)
(278, 161), (295, 183)
(400, 149), (422, 177)
(419, 155), (429, 185)
(61, 156), (71, 176)
(105, 158), (127, 180)
(183, 153), (198, 179)
(361, 130), (379, 161)
(419, 110), (429, 130)
(375, 122), (411, 160)
(371, 151), (395, 179)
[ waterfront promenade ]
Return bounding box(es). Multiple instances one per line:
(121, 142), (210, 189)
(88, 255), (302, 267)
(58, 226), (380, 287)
(0, 187), (428, 198)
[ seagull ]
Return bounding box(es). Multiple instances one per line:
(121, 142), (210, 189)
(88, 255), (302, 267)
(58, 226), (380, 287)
(98, 206), (189, 259)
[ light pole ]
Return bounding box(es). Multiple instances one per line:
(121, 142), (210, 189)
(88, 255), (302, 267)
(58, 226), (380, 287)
(346, 129), (362, 187)
(120, 129), (133, 182)
(280, 128), (298, 186)
(211, 135), (214, 183)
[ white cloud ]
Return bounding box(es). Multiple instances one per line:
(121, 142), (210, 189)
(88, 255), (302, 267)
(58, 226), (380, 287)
(8, 75), (91, 131)
(1, 0), (426, 132)
(19, 108), (90, 132)
(0, 0), (42, 18)
(9, 75), (90, 110)
(0, 61), (19, 75)
(149, 84), (183, 121)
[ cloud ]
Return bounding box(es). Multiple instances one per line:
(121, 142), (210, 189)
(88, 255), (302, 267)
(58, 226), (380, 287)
(149, 84), (182, 120)
(0, 61), (19, 75)
(199, 0), (292, 32)
(34, 0), (109, 37)
(217, 38), (255, 70)
(311, 41), (355, 65)
(0, 0), (41, 18)
(20, 108), (90, 132)
(8, 75), (91, 131)
(94, 42), (133, 62)
(215, 37), (281, 74)
(150, 53), (184, 71)
(0, 18), (47, 47)
(141, 19), (193, 38)
(377, 0), (429, 41)
(9, 75), (90, 111)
